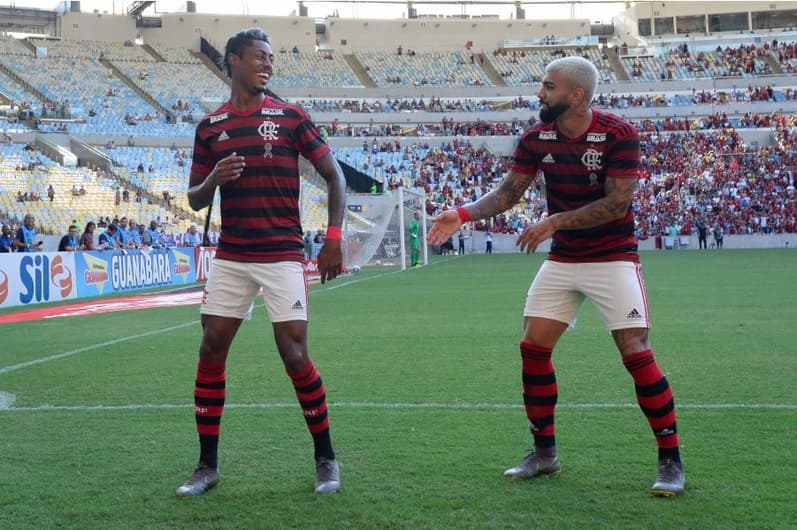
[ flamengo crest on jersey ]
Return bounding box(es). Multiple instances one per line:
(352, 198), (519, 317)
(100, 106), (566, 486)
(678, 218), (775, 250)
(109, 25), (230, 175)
(257, 120), (279, 141)
(581, 148), (603, 171)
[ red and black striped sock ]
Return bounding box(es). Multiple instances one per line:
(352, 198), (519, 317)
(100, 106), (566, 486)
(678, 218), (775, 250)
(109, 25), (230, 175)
(623, 349), (681, 462)
(520, 342), (558, 450)
(289, 359), (334, 460)
(194, 360), (226, 469)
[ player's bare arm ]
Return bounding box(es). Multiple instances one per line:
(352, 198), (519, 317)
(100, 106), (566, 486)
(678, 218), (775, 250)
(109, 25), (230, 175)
(314, 153), (346, 229)
(186, 152), (245, 211)
(470, 170), (537, 220)
(313, 152), (346, 283)
(550, 175), (636, 230)
(517, 176), (636, 253)
(427, 170), (535, 245)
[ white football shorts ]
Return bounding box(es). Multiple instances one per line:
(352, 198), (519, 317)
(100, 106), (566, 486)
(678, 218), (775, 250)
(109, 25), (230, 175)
(201, 259), (308, 322)
(524, 260), (650, 331)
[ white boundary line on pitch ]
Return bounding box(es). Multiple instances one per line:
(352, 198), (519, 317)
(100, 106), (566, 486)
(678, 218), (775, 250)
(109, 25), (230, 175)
(0, 267), (408, 378)
(1, 401), (794, 412)
(0, 322), (198, 376)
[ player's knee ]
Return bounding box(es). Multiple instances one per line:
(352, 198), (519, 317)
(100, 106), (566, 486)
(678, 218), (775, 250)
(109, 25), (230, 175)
(612, 328), (650, 355)
(198, 342), (228, 364)
(280, 349), (308, 373)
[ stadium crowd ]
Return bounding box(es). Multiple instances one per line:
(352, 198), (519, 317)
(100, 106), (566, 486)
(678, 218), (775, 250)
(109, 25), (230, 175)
(7, 117), (794, 243)
(320, 111), (797, 140)
(295, 84), (794, 119)
(376, 124), (797, 239)
(1, 32), (795, 244)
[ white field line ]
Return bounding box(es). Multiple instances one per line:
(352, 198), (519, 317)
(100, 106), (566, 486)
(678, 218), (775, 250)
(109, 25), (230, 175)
(1, 401), (795, 412)
(0, 322), (197, 376)
(4, 265), (792, 413)
(0, 266), (402, 378)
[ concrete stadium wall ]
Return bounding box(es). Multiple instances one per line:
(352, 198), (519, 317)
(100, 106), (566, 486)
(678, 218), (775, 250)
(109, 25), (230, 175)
(324, 17), (588, 53)
(58, 12), (318, 54)
(460, 232), (797, 255)
(58, 12), (587, 54)
(59, 12), (137, 42)
(626, 1), (797, 21)
(37, 232), (797, 254)
(151, 14), (317, 53)
(36, 5), (797, 62)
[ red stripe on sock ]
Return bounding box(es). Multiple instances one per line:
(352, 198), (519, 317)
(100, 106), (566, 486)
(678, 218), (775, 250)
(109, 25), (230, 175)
(519, 342), (557, 440)
(623, 350), (679, 449)
(289, 359), (330, 434)
(197, 361), (225, 382)
(195, 361), (226, 437)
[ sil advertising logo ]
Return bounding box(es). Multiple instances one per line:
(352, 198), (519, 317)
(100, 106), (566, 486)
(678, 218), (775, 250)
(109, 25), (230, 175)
(19, 254), (74, 304)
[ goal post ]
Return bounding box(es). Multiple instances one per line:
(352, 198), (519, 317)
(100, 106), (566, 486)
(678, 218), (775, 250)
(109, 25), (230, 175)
(342, 187), (428, 271)
(395, 186), (428, 270)
(298, 157), (427, 271)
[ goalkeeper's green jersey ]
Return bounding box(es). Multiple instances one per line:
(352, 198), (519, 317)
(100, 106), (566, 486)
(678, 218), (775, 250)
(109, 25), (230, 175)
(408, 219), (420, 250)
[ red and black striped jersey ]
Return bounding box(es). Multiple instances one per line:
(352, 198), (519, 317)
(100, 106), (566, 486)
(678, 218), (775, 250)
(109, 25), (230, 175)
(192, 96), (330, 263)
(512, 109), (640, 262)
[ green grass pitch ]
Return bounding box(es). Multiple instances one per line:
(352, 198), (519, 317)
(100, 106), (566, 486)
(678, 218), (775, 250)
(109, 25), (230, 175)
(1, 249), (795, 529)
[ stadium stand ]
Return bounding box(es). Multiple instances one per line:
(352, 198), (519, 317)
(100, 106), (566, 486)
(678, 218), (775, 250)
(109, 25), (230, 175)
(355, 51), (493, 87)
(269, 50), (364, 89)
(0, 4), (794, 244)
(114, 61), (229, 123)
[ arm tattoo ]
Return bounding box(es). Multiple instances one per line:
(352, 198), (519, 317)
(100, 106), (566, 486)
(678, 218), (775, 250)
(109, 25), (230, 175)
(467, 171), (536, 220)
(550, 177), (636, 231)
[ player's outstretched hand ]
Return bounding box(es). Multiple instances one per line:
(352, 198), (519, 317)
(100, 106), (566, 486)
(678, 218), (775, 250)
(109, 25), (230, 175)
(317, 240), (343, 284)
(516, 218), (555, 254)
(427, 210), (462, 246)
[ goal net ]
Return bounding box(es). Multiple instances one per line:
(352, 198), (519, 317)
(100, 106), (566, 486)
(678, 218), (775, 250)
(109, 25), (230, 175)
(298, 157), (427, 271)
(343, 187), (428, 271)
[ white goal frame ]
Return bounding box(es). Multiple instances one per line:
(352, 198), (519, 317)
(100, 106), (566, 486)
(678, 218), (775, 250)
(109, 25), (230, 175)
(342, 187), (428, 271)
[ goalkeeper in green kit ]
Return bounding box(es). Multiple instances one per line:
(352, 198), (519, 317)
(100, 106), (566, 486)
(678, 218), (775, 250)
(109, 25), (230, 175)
(409, 212), (421, 267)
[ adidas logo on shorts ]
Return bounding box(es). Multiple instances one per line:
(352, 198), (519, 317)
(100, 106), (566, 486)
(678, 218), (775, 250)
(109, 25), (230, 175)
(292, 299), (304, 310)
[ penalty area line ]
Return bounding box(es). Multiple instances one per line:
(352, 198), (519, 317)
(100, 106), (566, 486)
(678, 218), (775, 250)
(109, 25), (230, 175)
(1, 401), (795, 412)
